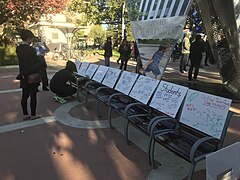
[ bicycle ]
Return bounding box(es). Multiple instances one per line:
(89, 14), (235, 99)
(51, 47), (69, 61)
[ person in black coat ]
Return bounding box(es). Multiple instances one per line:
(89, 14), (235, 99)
(118, 39), (131, 70)
(188, 35), (205, 81)
(50, 61), (77, 103)
(16, 29), (43, 120)
(103, 37), (112, 66)
(33, 37), (50, 91)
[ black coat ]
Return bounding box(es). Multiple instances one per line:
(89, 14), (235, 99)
(16, 43), (43, 88)
(103, 41), (112, 57)
(189, 40), (205, 64)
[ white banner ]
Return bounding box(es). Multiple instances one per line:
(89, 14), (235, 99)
(131, 16), (186, 40)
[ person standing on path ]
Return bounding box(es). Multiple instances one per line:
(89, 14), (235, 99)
(16, 29), (43, 120)
(103, 37), (112, 67)
(179, 32), (191, 73)
(33, 37), (50, 91)
(118, 39), (131, 71)
(188, 34), (205, 81)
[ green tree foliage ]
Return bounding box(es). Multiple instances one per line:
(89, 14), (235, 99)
(67, 0), (124, 24)
(0, 0), (66, 28)
(89, 25), (106, 46)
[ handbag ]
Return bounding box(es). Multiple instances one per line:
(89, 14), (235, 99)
(27, 73), (42, 84)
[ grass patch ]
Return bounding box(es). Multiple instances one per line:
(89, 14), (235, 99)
(0, 45), (18, 66)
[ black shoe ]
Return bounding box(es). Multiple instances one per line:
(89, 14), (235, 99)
(37, 88), (40, 92)
(179, 71), (184, 73)
(205, 64), (209, 66)
(43, 87), (50, 91)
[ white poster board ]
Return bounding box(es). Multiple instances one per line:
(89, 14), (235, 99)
(115, 71), (139, 95)
(150, 81), (189, 118)
(92, 65), (109, 83)
(206, 142), (240, 180)
(78, 62), (89, 77)
(85, 64), (99, 79)
(129, 75), (159, 104)
(75, 59), (81, 71)
(102, 68), (121, 88)
(180, 89), (232, 139)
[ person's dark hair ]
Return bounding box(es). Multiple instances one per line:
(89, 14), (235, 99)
(18, 29), (35, 41)
(195, 34), (202, 41)
(65, 61), (77, 73)
(159, 45), (167, 51)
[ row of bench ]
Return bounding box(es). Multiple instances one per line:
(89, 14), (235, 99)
(74, 60), (233, 180)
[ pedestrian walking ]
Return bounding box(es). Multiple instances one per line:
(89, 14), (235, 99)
(179, 32), (191, 73)
(134, 41), (142, 74)
(103, 37), (112, 67)
(188, 35), (205, 81)
(118, 39), (131, 71)
(16, 29), (43, 120)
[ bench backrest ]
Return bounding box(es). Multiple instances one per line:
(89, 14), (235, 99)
(92, 65), (109, 83)
(102, 68), (122, 88)
(149, 80), (189, 118)
(179, 89), (232, 140)
(128, 75), (159, 104)
(85, 64), (99, 79)
(77, 62), (90, 77)
(75, 59), (81, 71)
(114, 71), (139, 95)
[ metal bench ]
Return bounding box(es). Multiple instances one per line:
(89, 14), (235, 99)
(123, 80), (189, 145)
(148, 89), (233, 180)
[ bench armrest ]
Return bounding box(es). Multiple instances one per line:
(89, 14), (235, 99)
(190, 137), (220, 163)
(123, 102), (149, 118)
(96, 86), (111, 95)
(148, 116), (176, 137)
(107, 93), (126, 105)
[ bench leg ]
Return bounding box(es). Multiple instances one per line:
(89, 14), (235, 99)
(85, 92), (89, 108)
(150, 139), (156, 168)
(77, 87), (80, 102)
(188, 162), (196, 180)
(124, 120), (131, 145)
(148, 138), (153, 165)
(96, 99), (100, 117)
(108, 107), (113, 128)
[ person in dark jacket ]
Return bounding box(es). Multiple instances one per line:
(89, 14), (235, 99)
(103, 37), (112, 66)
(33, 37), (50, 91)
(50, 61), (77, 103)
(188, 35), (205, 81)
(118, 39), (131, 70)
(16, 29), (43, 120)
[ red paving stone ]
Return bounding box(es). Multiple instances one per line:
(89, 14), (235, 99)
(0, 122), (151, 180)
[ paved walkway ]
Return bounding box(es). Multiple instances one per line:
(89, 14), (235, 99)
(0, 56), (239, 180)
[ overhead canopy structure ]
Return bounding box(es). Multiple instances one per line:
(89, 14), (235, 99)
(197, 0), (240, 96)
(126, 0), (240, 97)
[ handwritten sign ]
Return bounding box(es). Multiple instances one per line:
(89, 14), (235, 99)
(180, 89), (232, 139)
(102, 68), (121, 88)
(129, 75), (159, 104)
(75, 59), (81, 72)
(78, 62), (89, 77)
(150, 81), (189, 117)
(92, 65), (109, 83)
(115, 71), (139, 95)
(85, 64), (99, 79)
